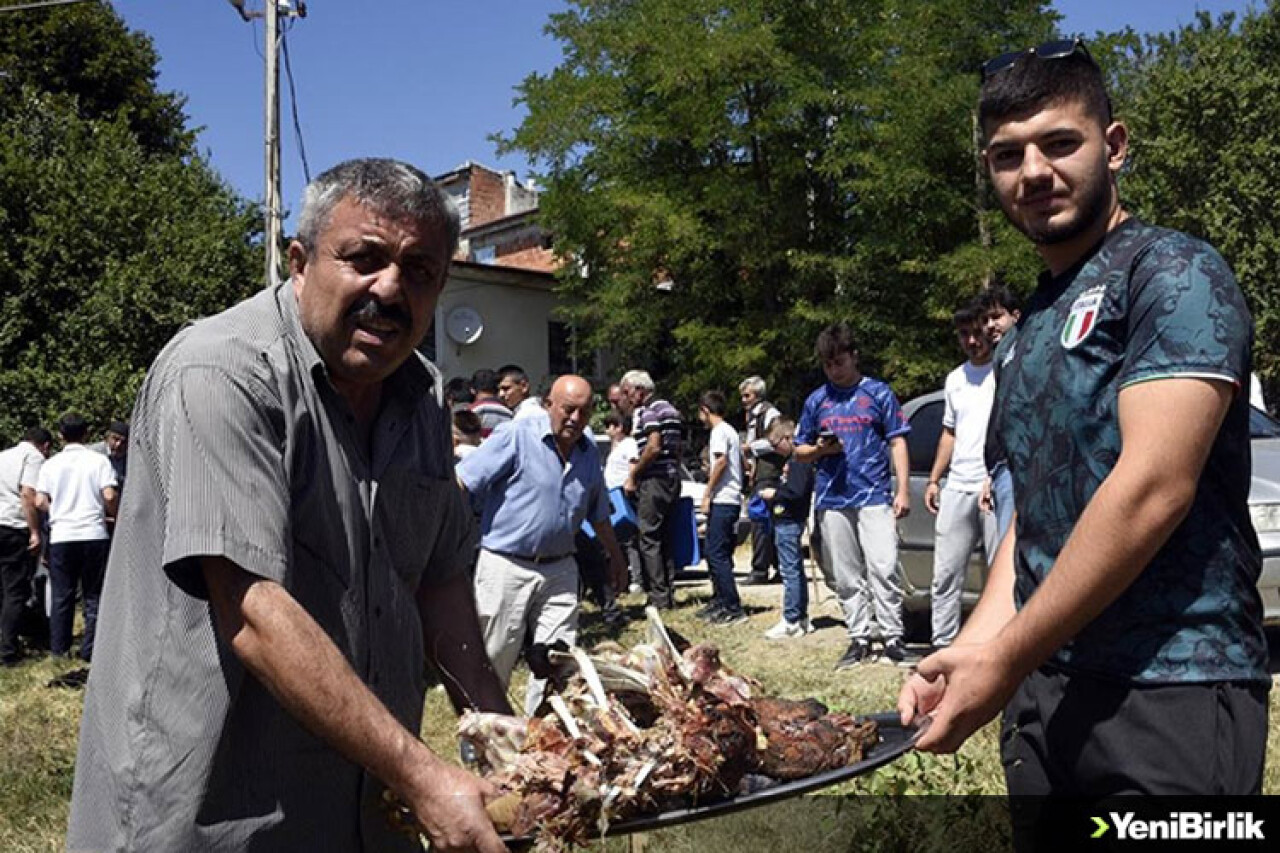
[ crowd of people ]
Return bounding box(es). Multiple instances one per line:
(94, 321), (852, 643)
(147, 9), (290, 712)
(0, 417), (128, 668)
(0, 39), (1267, 852)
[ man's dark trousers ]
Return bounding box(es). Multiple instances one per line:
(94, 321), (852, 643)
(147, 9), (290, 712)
(635, 474), (680, 608)
(49, 539), (110, 661)
(0, 527), (32, 663)
(748, 513), (776, 582)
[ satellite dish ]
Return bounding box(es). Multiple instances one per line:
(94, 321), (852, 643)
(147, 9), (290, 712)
(446, 306), (484, 345)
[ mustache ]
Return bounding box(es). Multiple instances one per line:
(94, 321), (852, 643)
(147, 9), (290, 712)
(347, 298), (410, 329)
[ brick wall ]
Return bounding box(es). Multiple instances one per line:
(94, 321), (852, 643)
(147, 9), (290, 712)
(467, 166), (506, 228)
(495, 245), (559, 273)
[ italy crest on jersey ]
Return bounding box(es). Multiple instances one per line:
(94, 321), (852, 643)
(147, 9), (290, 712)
(1061, 285), (1106, 350)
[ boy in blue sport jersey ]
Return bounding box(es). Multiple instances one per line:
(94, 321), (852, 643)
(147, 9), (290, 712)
(897, 39), (1269, 839)
(794, 322), (911, 670)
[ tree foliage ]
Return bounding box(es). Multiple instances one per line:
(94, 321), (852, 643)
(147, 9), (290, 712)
(507, 0), (1280, 416)
(503, 0), (1055, 414)
(1104, 1), (1280, 404)
(0, 2), (262, 442)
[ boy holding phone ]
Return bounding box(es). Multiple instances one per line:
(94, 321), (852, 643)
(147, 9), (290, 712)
(794, 323), (911, 670)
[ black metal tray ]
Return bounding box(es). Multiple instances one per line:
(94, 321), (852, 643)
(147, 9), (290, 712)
(500, 711), (923, 846)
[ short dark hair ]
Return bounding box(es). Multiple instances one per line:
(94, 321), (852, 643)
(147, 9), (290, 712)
(58, 413), (88, 443)
(471, 368), (500, 395)
(603, 412), (631, 433)
(452, 409), (482, 438)
(107, 420), (129, 438)
(444, 376), (474, 406)
(978, 283), (1022, 315)
(699, 390), (727, 416)
(978, 48), (1111, 141)
(497, 364), (528, 384)
(953, 302), (984, 330)
(23, 426), (52, 446)
(815, 322), (858, 363)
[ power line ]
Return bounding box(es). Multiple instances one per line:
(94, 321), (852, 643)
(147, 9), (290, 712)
(0, 0), (95, 13)
(281, 24), (311, 184)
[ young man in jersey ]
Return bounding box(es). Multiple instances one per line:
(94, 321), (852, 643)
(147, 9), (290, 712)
(898, 41), (1268, 829)
(794, 322), (911, 669)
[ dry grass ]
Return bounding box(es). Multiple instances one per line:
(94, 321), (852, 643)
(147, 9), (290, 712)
(3, 563), (1278, 852)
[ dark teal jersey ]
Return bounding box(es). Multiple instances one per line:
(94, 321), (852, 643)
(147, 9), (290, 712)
(992, 218), (1267, 684)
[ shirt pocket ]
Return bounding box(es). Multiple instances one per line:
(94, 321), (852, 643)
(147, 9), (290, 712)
(381, 473), (463, 590)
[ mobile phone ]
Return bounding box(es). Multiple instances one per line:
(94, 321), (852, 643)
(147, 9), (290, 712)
(817, 427), (836, 441)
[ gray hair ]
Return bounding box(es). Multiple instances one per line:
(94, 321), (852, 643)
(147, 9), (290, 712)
(739, 375), (766, 397)
(295, 158), (461, 258)
(619, 369), (654, 393)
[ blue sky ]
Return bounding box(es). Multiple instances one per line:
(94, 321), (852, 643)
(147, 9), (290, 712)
(111, 0), (1256, 223)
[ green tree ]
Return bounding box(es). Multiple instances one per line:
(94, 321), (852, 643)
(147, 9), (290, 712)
(0, 2), (262, 441)
(1105, 2), (1280, 404)
(504, 0), (1054, 414)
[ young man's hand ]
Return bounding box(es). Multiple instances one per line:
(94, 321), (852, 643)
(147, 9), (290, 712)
(924, 481), (941, 514)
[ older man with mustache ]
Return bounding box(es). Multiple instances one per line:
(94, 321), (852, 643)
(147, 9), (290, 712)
(69, 159), (512, 853)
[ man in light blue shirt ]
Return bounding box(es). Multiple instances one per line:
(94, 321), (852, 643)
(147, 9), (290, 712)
(457, 374), (627, 713)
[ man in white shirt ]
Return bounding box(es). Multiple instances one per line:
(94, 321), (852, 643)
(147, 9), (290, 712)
(0, 427), (52, 666)
(923, 302), (999, 650)
(603, 412), (642, 592)
(498, 364), (545, 421)
(697, 390), (747, 625)
(35, 413), (118, 661)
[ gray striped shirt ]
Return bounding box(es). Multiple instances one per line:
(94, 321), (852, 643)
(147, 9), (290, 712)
(69, 283), (470, 852)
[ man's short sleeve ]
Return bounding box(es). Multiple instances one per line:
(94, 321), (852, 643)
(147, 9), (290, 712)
(97, 454), (119, 493)
(19, 451), (42, 491)
(160, 365), (290, 596)
(878, 386), (911, 439)
(709, 423), (728, 458)
(34, 459), (50, 495)
(1120, 238), (1250, 389)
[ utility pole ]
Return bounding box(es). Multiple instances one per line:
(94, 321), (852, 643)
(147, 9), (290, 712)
(228, 0), (306, 286)
(264, 0), (281, 285)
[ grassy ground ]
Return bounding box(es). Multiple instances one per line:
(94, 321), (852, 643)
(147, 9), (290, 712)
(3, 560), (1279, 852)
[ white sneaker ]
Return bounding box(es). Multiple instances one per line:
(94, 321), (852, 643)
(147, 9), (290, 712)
(764, 619), (806, 640)
(628, 583), (643, 595)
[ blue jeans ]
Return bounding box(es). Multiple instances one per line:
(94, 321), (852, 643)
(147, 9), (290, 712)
(991, 463), (1015, 556)
(773, 518), (808, 624)
(705, 503), (742, 612)
(49, 539), (110, 660)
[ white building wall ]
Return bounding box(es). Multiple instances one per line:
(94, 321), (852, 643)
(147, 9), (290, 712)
(434, 269), (560, 391)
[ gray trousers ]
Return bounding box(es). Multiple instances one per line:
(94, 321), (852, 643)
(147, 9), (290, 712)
(930, 488), (998, 647)
(473, 550), (579, 716)
(817, 504), (902, 642)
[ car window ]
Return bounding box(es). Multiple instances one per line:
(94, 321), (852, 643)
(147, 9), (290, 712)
(1251, 406), (1280, 439)
(907, 401), (944, 474)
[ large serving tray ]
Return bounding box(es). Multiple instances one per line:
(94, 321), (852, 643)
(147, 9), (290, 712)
(499, 711), (924, 846)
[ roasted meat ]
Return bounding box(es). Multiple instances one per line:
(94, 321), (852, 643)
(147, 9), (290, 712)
(388, 607), (882, 852)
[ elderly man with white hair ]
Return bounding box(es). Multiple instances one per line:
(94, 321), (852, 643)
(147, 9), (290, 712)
(619, 369), (685, 609)
(739, 375), (783, 585)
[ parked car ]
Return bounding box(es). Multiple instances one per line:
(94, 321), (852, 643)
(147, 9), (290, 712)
(893, 393), (1280, 639)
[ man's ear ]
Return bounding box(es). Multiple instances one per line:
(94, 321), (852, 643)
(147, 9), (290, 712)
(1105, 121), (1129, 174)
(287, 240), (308, 277)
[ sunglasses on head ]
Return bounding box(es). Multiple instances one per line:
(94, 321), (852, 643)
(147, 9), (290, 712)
(981, 38), (1093, 82)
